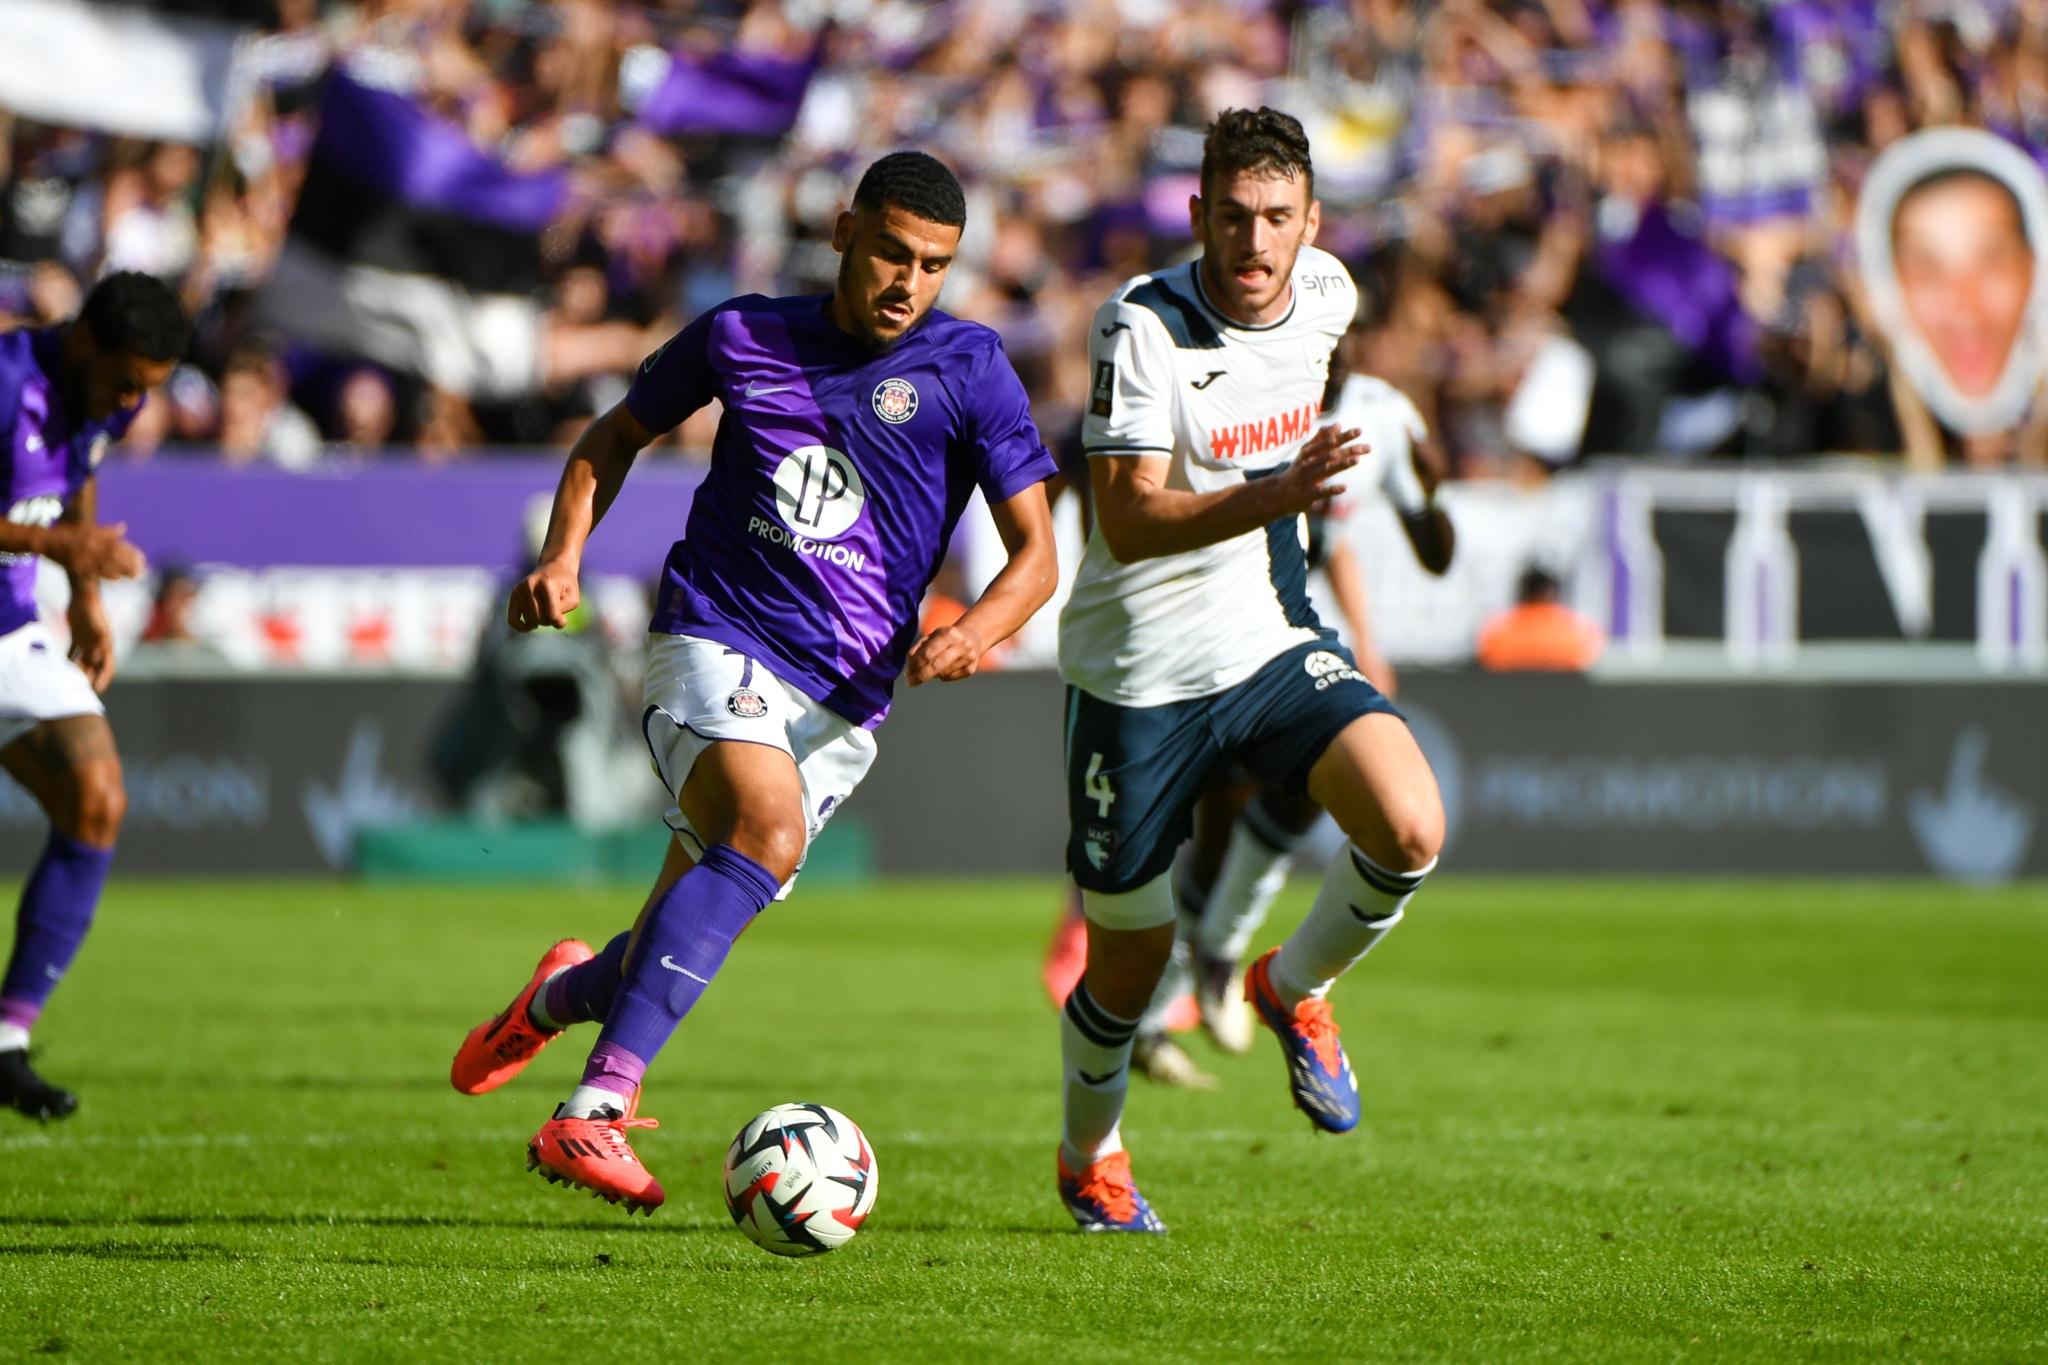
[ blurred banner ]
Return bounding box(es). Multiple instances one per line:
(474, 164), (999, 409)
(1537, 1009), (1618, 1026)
(3, 670), (2039, 883)
(0, 0), (239, 142)
(95, 456), (702, 573)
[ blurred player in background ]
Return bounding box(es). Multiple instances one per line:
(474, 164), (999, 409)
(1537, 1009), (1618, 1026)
(1127, 362), (1452, 1082)
(0, 272), (181, 1120)
(450, 152), (1059, 1215)
(1053, 110), (1447, 1232)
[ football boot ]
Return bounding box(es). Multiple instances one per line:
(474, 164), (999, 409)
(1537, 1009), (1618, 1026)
(0, 1048), (77, 1122)
(1057, 1149), (1166, 1233)
(451, 939), (593, 1095)
(528, 1099), (665, 1215)
(1245, 948), (1360, 1133)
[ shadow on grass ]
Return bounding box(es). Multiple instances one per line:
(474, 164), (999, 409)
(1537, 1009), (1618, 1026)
(0, 1240), (237, 1261)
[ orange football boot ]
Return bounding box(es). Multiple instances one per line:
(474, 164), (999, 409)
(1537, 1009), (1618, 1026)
(528, 1099), (665, 1215)
(450, 939), (594, 1095)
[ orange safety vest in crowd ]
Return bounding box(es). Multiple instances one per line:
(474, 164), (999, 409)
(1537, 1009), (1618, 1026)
(1475, 603), (1605, 673)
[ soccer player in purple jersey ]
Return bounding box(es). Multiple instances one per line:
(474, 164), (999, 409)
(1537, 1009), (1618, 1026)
(450, 152), (1060, 1215)
(0, 273), (183, 1120)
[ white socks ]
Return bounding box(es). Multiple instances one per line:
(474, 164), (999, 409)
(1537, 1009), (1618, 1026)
(1270, 845), (1433, 1007)
(1197, 819), (1296, 963)
(527, 967), (573, 1031)
(1135, 937), (1192, 1035)
(1060, 979), (1140, 1169)
(0, 1022), (27, 1054)
(561, 1084), (629, 1119)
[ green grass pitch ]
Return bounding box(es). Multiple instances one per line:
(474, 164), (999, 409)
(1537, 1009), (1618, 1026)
(1, 876), (2043, 1363)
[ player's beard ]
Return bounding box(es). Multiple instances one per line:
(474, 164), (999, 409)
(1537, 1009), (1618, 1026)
(835, 253), (914, 354)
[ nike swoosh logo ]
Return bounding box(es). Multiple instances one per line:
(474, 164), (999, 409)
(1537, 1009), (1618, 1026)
(1076, 1067), (1123, 1086)
(659, 955), (711, 984)
(746, 381), (794, 398)
(1192, 371), (1226, 389)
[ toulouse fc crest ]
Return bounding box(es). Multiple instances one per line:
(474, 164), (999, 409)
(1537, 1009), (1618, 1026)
(727, 687), (769, 719)
(872, 377), (918, 424)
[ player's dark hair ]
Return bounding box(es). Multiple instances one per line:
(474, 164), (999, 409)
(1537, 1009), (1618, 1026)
(78, 271), (189, 363)
(1892, 166), (2030, 249)
(851, 151), (967, 229)
(1200, 107), (1315, 202)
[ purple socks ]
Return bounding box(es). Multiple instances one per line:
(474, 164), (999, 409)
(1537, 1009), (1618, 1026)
(578, 844), (780, 1098)
(542, 931), (631, 1027)
(0, 831), (114, 1034)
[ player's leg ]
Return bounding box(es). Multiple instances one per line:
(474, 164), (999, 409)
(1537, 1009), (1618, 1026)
(1126, 775), (1241, 1086)
(0, 713), (125, 1121)
(1225, 643), (1440, 1133)
(1194, 784), (1324, 1053)
(1057, 688), (1211, 1232)
(449, 838), (694, 1096)
(527, 735), (799, 1212)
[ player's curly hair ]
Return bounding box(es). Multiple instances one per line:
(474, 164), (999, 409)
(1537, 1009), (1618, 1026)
(79, 271), (188, 362)
(1201, 107), (1315, 201)
(852, 151), (968, 229)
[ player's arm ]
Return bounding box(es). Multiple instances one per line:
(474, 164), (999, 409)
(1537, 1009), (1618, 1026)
(1379, 404), (1455, 576)
(510, 402), (661, 632)
(0, 476), (147, 692)
(1322, 538), (1397, 697)
(905, 480), (1058, 686)
(1090, 425), (1362, 563)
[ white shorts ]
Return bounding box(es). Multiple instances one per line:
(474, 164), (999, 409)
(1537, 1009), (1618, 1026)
(0, 621), (104, 750)
(641, 633), (878, 897)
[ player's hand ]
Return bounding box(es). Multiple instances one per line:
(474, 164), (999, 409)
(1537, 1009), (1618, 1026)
(42, 522), (146, 582)
(67, 593), (117, 693)
(905, 622), (985, 686)
(1274, 426), (1366, 516)
(508, 560), (580, 632)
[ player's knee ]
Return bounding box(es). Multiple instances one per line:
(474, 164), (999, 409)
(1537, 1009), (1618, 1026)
(65, 760), (126, 846)
(1381, 793), (1443, 871)
(724, 813), (804, 886)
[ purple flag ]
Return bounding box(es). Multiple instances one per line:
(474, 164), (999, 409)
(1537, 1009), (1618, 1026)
(636, 48), (815, 139)
(1595, 202), (1761, 385)
(314, 73), (565, 233)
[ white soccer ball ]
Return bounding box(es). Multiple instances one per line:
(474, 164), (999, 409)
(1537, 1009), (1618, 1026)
(722, 1103), (878, 1256)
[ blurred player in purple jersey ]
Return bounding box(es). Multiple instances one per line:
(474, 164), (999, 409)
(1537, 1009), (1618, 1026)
(0, 273), (183, 1120)
(450, 152), (1060, 1215)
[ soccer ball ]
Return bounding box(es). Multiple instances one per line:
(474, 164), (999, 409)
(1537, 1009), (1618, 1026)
(722, 1103), (878, 1256)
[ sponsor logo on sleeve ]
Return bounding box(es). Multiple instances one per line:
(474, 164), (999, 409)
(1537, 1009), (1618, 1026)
(872, 377), (919, 424)
(1090, 361), (1115, 418)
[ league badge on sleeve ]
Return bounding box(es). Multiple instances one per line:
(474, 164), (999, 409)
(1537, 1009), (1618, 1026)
(872, 378), (919, 425)
(88, 433), (110, 469)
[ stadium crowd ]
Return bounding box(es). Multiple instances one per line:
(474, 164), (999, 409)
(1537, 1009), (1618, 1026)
(1, 0), (2043, 473)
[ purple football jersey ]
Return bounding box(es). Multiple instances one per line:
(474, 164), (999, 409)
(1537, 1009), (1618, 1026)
(0, 328), (138, 636)
(625, 295), (1056, 727)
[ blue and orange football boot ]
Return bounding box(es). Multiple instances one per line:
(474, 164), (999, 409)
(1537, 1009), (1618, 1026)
(1058, 1149), (1166, 1233)
(450, 939), (593, 1095)
(1245, 947), (1361, 1133)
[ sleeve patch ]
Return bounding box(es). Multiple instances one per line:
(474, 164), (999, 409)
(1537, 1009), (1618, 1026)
(1090, 360), (1115, 418)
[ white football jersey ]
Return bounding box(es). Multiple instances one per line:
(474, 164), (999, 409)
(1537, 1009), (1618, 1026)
(1324, 372), (1429, 517)
(1058, 245), (1358, 706)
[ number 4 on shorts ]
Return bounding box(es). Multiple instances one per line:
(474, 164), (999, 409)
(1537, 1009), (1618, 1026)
(1085, 753), (1116, 817)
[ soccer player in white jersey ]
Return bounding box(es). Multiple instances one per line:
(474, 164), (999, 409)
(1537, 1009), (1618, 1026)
(1053, 109), (1449, 1232)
